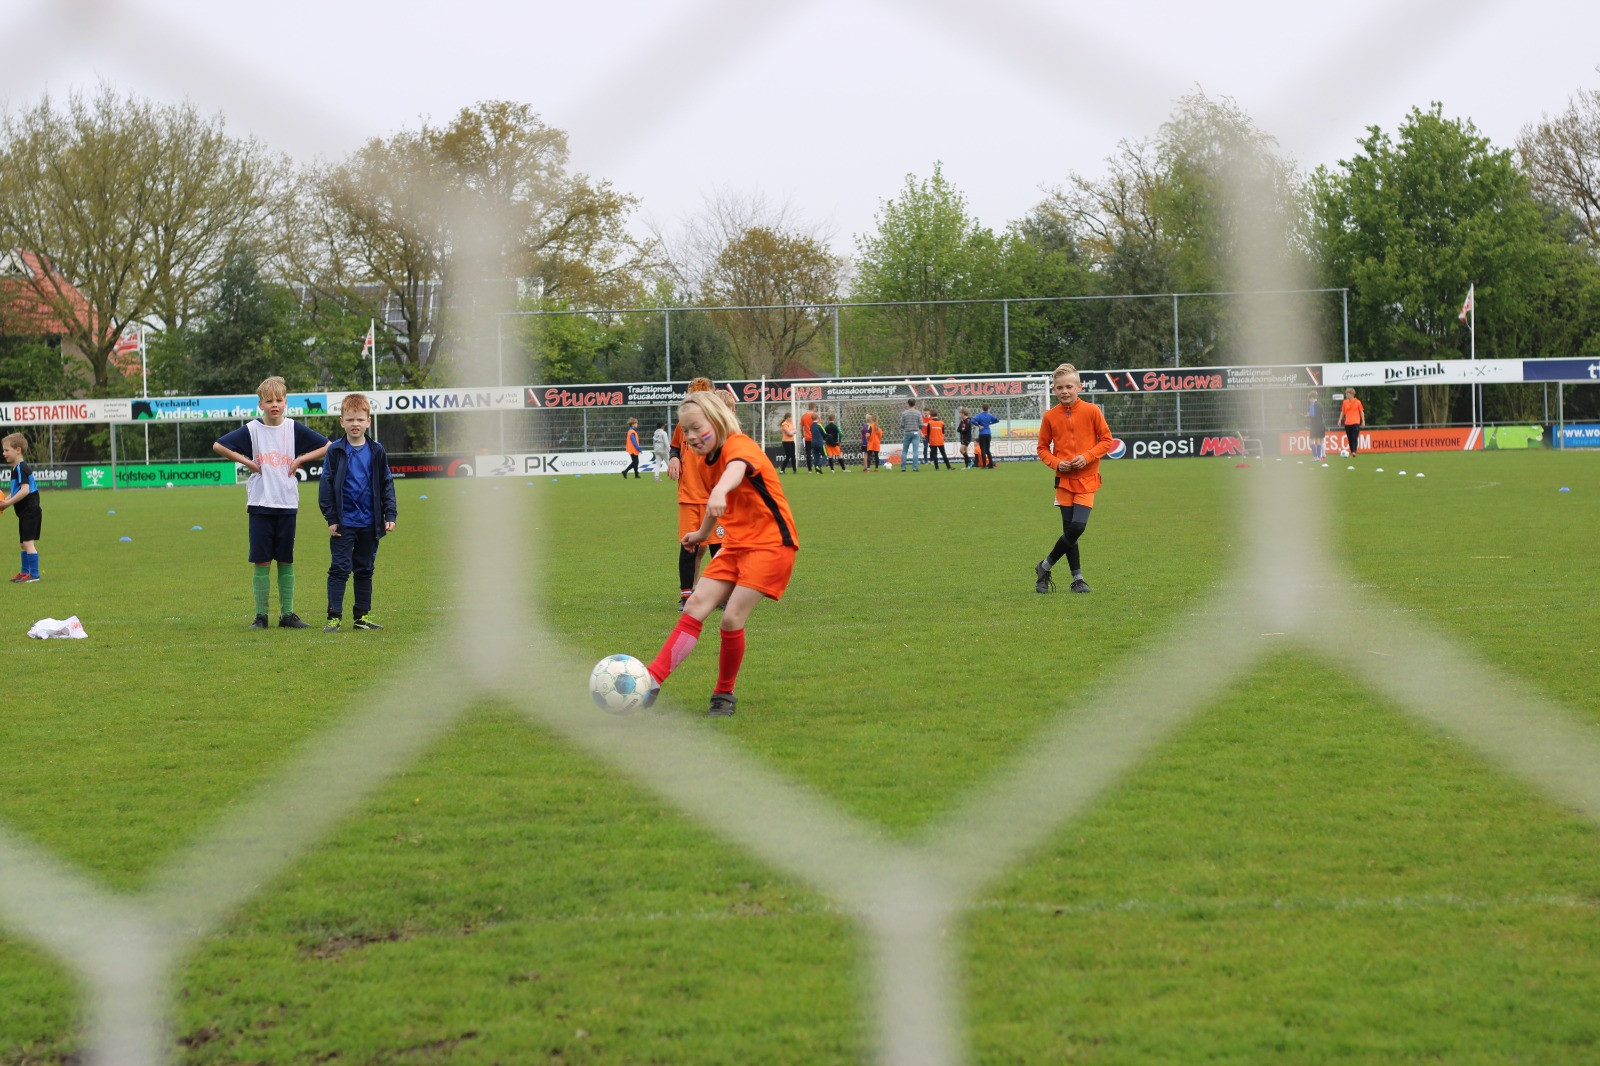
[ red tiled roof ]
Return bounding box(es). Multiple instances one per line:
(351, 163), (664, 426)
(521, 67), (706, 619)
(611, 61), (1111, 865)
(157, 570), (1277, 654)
(0, 250), (98, 339)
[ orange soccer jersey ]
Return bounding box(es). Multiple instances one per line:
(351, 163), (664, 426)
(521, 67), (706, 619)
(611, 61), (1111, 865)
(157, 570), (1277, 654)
(671, 422), (713, 503)
(1340, 396), (1365, 427)
(703, 433), (799, 550)
(867, 424), (882, 450)
(927, 418), (946, 447)
(1037, 399), (1114, 506)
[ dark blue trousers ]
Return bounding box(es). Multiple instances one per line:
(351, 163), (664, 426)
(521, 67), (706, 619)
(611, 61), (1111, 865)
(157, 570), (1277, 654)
(327, 527), (380, 617)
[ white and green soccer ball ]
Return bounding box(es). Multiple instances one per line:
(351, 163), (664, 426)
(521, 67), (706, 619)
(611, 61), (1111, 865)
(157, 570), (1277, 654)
(589, 654), (657, 713)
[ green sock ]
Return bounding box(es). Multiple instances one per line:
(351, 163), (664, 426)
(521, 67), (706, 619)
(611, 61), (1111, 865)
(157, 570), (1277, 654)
(253, 566), (270, 615)
(277, 563), (296, 616)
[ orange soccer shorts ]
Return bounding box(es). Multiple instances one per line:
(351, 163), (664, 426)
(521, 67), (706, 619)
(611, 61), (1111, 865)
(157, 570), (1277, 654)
(1055, 489), (1096, 508)
(824, 444), (842, 457)
(678, 503), (725, 546)
(699, 544), (797, 601)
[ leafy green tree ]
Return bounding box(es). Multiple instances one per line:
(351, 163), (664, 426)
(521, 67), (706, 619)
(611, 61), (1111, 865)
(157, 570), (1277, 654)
(300, 101), (653, 387)
(1312, 104), (1600, 424)
(0, 87), (283, 389)
(993, 207), (1099, 371)
(851, 162), (1001, 374)
(187, 247), (315, 395)
(1518, 79), (1600, 248)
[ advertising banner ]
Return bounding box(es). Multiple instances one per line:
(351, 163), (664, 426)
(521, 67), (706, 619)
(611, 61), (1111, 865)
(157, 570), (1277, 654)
(1521, 358), (1600, 382)
(128, 394), (328, 421)
(1554, 423), (1600, 448)
(1278, 427), (1482, 455)
(1102, 433), (1255, 460)
(387, 457), (480, 479)
(1482, 425), (1544, 450)
(79, 461), (238, 489)
(338, 388), (525, 415)
(0, 400), (115, 425)
(1322, 360), (1521, 386)
(475, 451), (649, 477)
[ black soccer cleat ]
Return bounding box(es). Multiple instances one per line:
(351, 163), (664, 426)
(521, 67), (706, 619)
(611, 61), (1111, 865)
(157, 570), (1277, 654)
(706, 692), (738, 717)
(1034, 561), (1055, 594)
(1069, 577), (1092, 594)
(249, 614), (270, 629)
(352, 616), (384, 630)
(278, 613), (310, 629)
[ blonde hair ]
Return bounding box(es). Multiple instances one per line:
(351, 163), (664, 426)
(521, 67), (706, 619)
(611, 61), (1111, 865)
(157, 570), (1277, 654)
(679, 389), (740, 446)
(340, 392), (371, 416)
(257, 376), (288, 401)
(1052, 363), (1081, 383)
(2, 432), (27, 453)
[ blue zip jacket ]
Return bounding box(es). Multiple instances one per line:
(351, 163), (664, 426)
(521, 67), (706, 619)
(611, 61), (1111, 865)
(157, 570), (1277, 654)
(318, 436), (398, 536)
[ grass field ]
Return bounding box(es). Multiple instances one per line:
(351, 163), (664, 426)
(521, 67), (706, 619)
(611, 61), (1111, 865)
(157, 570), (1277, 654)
(2, 449), (1598, 1063)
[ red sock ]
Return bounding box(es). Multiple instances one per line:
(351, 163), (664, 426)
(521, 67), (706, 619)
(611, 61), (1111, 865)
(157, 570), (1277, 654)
(715, 627), (746, 694)
(648, 614), (702, 683)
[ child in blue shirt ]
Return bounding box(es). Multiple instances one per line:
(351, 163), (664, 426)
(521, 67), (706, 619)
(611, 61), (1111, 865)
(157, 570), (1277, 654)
(318, 393), (397, 632)
(0, 433), (42, 582)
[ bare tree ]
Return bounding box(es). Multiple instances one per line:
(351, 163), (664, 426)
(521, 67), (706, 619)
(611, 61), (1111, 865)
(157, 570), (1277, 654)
(1518, 77), (1600, 247)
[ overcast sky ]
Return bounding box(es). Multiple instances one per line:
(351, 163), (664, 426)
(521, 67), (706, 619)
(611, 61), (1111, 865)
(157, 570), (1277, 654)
(2, 0), (1597, 256)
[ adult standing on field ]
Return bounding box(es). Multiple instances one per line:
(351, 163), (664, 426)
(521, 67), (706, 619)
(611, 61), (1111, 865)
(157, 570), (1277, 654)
(1340, 388), (1365, 457)
(971, 403), (1000, 468)
(898, 398), (922, 472)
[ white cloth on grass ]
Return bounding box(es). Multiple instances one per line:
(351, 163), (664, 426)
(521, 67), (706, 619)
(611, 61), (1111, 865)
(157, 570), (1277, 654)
(27, 616), (87, 639)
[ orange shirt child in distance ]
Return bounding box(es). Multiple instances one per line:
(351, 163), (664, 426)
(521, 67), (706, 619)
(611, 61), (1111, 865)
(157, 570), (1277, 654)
(926, 411), (950, 469)
(668, 378), (726, 608)
(645, 389), (798, 718)
(1339, 387), (1365, 457)
(864, 414), (882, 470)
(798, 403), (818, 472)
(1034, 362), (1114, 595)
(621, 417), (641, 479)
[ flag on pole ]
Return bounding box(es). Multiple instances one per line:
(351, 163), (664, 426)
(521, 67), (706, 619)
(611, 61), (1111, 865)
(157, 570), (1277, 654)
(361, 321), (375, 360)
(111, 326), (142, 378)
(1458, 283), (1474, 324)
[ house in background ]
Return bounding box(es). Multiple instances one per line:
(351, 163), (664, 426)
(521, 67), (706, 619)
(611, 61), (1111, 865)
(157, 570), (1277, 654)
(0, 249), (99, 391)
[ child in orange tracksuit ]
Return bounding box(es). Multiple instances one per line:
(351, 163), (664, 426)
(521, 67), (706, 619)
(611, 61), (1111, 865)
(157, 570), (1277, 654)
(863, 414), (882, 470)
(646, 389), (799, 718)
(1033, 363), (1114, 595)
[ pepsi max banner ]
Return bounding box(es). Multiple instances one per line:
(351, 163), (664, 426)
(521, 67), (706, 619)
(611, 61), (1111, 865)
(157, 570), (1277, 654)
(1102, 433), (1256, 460)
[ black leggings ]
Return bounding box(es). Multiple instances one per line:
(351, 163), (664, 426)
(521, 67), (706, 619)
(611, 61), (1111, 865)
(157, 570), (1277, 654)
(622, 454), (640, 477)
(977, 436), (994, 467)
(1345, 425), (1360, 455)
(1047, 504), (1092, 573)
(780, 442), (797, 472)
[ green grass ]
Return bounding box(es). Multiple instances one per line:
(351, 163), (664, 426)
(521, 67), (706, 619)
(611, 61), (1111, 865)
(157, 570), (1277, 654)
(2, 451), (1599, 1063)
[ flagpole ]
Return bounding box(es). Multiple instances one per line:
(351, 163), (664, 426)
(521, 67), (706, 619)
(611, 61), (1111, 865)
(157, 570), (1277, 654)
(139, 326), (150, 463)
(1469, 289), (1477, 425)
(367, 318), (378, 442)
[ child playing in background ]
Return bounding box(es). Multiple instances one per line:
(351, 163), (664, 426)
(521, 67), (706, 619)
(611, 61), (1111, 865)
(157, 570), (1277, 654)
(823, 413), (844, 471)
(319, 393), (397, 633)
(645, 389), (798, 717)
(213, 376), (329, 628)
(652, 422), (670, 482)
(863, 413), (883, 470)
(926, 408), (950, 469)
(621, 417), (642, 479)
(0, 433), (42, 582)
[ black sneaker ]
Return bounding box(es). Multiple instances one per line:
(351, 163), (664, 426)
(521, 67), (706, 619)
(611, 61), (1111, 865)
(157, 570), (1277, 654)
(278, 613), (310, 629)
(1034, 561), (1055, 594)
(706, 692), (738, 717)
(249, 614), (270, 629)
(324, 617), (342, 633)
(1069, 577), (1092, 594)
(352, 616), (384, 630)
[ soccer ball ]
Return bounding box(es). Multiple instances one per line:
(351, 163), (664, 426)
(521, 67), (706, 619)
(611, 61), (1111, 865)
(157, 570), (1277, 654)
(589, 654), (657, 714)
